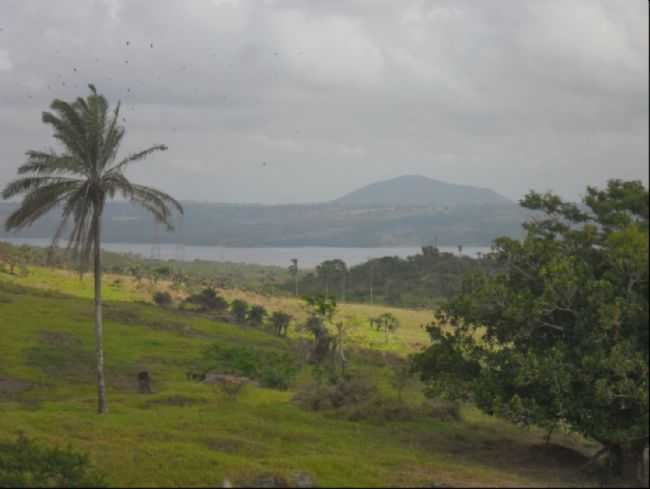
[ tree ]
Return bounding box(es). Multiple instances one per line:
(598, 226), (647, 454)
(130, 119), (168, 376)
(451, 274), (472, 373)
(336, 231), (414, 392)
(1, 86), (182, 414)
(303, 295), (337, 364)
(248, 305), (268, 326)
(316, 259), (347, 299)
(289, 258), (299, 297)
(231, 299), (249, 323)
(370, 313), (400, 343)
(270, 311), (292, 337)
(413, 180), (649, 485)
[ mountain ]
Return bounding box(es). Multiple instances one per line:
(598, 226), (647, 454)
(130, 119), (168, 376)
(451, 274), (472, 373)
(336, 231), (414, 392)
(335, 175), (512, 208)
(0, 176), (527, 247)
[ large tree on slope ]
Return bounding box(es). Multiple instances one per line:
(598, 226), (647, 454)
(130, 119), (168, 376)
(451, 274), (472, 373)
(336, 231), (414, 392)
(413, 180), (649, 485)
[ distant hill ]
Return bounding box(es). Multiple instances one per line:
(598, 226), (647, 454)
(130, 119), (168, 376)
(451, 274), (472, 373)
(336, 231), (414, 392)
(335, 175), (512, 208)
(0, 176), (527, 247)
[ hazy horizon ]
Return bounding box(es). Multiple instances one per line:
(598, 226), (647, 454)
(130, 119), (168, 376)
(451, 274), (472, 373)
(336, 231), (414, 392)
(1, 0), (648, 205)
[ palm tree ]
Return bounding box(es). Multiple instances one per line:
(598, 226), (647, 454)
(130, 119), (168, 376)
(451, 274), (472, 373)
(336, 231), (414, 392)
(2, 85), (183, 414)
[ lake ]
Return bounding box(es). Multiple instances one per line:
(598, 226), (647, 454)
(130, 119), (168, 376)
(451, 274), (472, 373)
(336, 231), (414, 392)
(2, 238), (491, 268)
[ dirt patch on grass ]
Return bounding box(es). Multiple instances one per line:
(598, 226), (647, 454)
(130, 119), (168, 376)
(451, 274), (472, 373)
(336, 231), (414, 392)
(204, 437), (265, 457)
(0, 377), (33, 397)
(100, 306), (212, 339)
(142, 395), (209, 409)
(25, 332), (134, 392)
(39, 331), (83, 348)
(527, 443), (590, 468)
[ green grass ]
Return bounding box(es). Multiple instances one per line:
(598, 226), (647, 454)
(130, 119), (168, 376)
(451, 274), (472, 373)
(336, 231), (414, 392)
(0, 267), (599, 487)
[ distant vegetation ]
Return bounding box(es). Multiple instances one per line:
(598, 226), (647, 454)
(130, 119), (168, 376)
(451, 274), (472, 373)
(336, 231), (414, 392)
(285, 247), (496, 308)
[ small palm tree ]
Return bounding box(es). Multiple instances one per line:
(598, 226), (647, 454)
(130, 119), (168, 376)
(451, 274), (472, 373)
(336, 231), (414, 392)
(2, 85), (183, 414)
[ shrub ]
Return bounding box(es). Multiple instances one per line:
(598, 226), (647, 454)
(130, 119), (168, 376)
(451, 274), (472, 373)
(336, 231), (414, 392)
(153, 291), (173, 306)
(0, 435), (107, 488)
(338, 398), (417, 423)
(259, 365), (293, 390)
(186, 288), (228, 312)
(196, 344), (298, 391)
(248, 305), (267, 326)
(231, 299), (249, 323)
(293, 376), (377, 411)
(219, 378), (247, 400)
(423, 400), (462, 422)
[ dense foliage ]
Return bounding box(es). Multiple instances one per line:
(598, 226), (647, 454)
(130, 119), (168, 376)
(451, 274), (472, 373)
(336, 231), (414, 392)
(292, 248), (494, 308)
(198, 344), (299, 390)
(413, 180), (649, 483)
(0, 435), (106, 488)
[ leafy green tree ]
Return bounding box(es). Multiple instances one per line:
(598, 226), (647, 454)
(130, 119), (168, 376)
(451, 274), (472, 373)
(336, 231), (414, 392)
(231, 299), (249, 323)
(316, 259), (347, 298)
(248, 304), (268, 326)
(413, 180), (649, 485)
(369, 313), (400, 343)
(270, 311), (292, 337)
(1, 86), (182, 414)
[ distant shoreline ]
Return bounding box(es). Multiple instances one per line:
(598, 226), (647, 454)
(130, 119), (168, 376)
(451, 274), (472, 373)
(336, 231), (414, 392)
(2, 237), (491, 268)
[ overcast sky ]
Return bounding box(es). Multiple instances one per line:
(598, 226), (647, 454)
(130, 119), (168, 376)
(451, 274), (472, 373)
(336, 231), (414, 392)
(0, 0), (647, 204)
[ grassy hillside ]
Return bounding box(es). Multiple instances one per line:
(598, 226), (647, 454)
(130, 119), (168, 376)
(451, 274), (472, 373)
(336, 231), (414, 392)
(0, 267), (599, 487)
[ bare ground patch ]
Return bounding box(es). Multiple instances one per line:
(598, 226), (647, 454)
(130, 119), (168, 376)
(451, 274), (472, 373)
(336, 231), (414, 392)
(0, 377), (33, 397)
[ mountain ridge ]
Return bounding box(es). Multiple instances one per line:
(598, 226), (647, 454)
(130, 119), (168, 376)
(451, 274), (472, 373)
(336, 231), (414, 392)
(335, 175), (512, 208)
(0, 175), (525, 247)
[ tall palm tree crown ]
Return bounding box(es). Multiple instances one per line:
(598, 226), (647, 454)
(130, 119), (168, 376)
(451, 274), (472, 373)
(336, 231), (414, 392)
(2, 85), (183, 413)
(2, 84), (182, 265)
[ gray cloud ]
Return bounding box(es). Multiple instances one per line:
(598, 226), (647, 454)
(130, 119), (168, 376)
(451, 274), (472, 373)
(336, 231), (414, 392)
(0, 0), (647, 204)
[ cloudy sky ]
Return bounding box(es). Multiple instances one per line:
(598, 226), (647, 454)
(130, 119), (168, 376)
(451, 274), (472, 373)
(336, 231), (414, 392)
(0, 0), (647, 204)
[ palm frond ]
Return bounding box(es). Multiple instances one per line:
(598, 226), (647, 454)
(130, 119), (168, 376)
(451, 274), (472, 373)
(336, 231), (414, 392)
(2, 176), (81, 200)
(106, 144), (168, 175)
(99, 102), (124, 169)
(4, 180), (82, 231)
(18, 151), (87, 177)
(41, 110), (89, 166)
(129, 183), (183, 229)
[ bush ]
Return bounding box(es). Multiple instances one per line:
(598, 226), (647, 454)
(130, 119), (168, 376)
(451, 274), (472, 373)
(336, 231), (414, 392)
(423, 400), (462, 422)
(196, 344), (298, 391)
(259, 365), (294, 390)
(337, 398), (417, 423)
(153, 291), (173, 306)
(248, 305), (267, 326)
(0, 435), (107, 488)
(293, 376), (377, 411)
(186, 288), (228, 312)
(231, 299), (249, 323)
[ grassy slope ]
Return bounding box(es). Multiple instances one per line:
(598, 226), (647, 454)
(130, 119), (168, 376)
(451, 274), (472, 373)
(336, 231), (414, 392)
(0, 267), (598, 488)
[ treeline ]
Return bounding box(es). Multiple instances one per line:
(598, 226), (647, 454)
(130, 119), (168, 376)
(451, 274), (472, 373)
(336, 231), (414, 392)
(286, 246), (495, 308)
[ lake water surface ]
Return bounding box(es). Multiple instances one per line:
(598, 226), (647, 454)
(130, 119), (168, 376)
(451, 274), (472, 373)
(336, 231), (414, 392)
(3, 238), (491, 268)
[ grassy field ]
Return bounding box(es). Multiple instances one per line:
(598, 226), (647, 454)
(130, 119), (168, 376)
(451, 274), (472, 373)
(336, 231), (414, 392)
(0, 267), (599, 487)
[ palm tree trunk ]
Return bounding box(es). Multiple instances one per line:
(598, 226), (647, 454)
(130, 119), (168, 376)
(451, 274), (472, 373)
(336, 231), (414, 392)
(94, 214), (107, 414)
